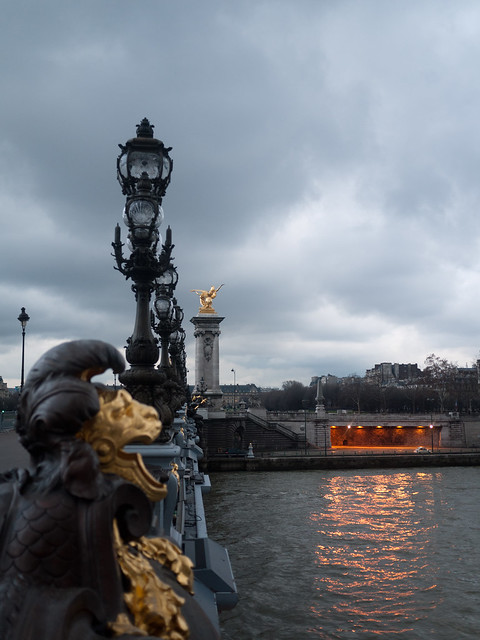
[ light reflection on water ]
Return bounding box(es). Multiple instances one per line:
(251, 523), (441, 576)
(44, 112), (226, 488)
(204, 468), (480, 639)
(310, 472), (442, 637)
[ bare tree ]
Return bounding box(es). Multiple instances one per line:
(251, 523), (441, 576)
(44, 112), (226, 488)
(343, 375), (364, 413)
(422, 354), (457, 413)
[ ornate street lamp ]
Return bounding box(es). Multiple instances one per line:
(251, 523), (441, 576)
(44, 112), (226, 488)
(117, 117), (173, 202)
(302, 399), (308, 455)
(231, 368), (236, 411)
(113, 118), (184, 428)
(166, 300), (187, 389)
(169, 325), (187, 388)
(152, 254), (179, 369)
(17, 307), (30, 393)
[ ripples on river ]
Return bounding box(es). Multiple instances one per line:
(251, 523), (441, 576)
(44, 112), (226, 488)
(203, 467), (480, 639)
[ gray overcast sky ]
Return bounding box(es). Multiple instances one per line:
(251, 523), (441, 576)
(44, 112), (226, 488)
(2, 0), (480, 389)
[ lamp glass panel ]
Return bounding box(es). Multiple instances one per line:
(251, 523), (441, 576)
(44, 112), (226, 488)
(118, 153), (128, 178)
(128, 151), (161, 179)
(162, 156), (171, 178)
(128, 200), (156, 227)
(157, 268), (176, 286)
(155, 205), (164, 228)
(155, 297), (171, 317)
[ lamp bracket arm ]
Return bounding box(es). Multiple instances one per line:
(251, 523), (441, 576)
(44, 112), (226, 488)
(111, 241), (128, 275)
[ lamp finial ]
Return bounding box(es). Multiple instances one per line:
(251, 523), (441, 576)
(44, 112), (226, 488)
(136, 118), (154, 138)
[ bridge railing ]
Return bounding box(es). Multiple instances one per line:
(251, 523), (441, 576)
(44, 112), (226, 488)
(0, 411), (16, 433)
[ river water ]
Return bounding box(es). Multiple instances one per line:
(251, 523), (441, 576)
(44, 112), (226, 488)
(203, 467), (480, 639)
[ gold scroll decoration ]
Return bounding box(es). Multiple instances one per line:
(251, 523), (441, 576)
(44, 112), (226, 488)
(77, 388), (167, 502)
(109, 520), (193, 639)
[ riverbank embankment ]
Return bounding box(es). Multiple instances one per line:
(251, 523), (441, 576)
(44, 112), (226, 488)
(206, 451), (480, 472)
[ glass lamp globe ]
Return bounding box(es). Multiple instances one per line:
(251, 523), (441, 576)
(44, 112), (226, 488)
(169, 330), (184, 346)
(117, 119), (173, 198)
(127, 151), (162, 180)
(174, 305), (184, 324)
(154, 297), (172, 320)
(157, 266), (178, 288)
(128, 200), (157, 227)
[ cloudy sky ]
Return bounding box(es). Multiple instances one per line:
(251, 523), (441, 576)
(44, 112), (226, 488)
(2, 0), (480, 389)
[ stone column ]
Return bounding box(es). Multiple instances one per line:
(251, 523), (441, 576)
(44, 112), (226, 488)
(315, 377), (326, 418)
(313, 419), (332, 453)
(190, 314), (224, 412)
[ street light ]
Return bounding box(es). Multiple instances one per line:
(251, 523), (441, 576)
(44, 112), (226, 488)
(231, 368), (236, 411)
(112, 119), (185, 429)
(345, 424), (351, 447)
(430, 424), (434, 452)
(17, 307), (30, 393)
(167, 304), (187, 390)
(113, 118), (173, 366)
(302, 399), (308, 455)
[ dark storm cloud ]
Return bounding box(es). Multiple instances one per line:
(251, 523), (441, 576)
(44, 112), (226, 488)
(2, 0), (480, 387)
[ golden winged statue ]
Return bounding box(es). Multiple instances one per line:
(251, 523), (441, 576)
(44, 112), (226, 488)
(191, 284), (224, 314)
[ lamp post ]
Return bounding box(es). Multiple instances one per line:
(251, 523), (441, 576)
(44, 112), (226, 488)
(302, 399), (308, 455)
(17, 307), (29, 393)
(231, 368), (236, 411)
(152, 260), (178, 370)
(151, 251), (189, 401)
(430, 423), (434, 452)
(345, 424), (351, 447)
(167, 308), (187, 389)
(113, 118), (185, 429)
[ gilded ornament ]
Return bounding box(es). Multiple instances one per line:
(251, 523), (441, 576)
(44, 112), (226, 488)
(170, 462), (180, 487)
(191, 284), (224, 314)
(77, 388), (167, 502)
(111, 520), (191, 639)
(79, 386), (195, 638)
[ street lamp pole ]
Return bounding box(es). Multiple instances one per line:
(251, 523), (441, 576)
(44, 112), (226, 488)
(430, 423), (434, 452)
(304, 409), (307, 454)
(302, 399), (308, 455)
(231, 368), (236, 411)
(17, 307), (30, 393)
(113, 118), (186, 430)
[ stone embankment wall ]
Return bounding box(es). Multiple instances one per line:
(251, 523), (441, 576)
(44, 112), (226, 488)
(260, 411), (480, 449)
(200, 412), (480, 461)
(201, 414), (299, 457)
(207, 452), (480, 472)
(464, 419), (480, 447)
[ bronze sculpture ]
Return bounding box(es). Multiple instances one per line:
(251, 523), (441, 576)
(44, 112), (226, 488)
(190, 285), (224, 314)
(0, 340), (219, 639)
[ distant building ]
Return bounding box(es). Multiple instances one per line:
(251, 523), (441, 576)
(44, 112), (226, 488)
(220, 384), (262, 409)
(365, 362), (422, 386)
(311, 375), (339, 386)
(0, 377), (8, 402)
(453, 366), (478, 392)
